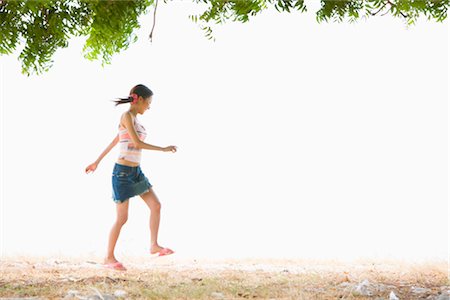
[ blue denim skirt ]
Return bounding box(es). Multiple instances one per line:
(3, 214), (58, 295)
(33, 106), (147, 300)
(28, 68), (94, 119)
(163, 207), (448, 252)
(111, 163), (152, 203)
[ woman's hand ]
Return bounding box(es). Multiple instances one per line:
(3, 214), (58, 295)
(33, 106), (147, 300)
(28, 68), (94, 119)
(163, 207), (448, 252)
(162, 145), (177, 153)
(85, 162), (98, 174)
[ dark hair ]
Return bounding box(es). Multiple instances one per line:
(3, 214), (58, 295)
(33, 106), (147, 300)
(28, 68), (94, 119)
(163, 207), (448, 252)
(112, 84), (153, 106)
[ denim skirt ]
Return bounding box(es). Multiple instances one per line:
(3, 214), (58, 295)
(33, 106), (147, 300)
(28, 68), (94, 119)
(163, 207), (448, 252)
(111, 163), (152, 203)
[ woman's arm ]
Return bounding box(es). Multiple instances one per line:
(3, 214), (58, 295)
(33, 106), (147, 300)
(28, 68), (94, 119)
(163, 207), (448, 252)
(94, 134), (119, 164)
(121, 112), (164, 151)
(85, 134), (119, 174)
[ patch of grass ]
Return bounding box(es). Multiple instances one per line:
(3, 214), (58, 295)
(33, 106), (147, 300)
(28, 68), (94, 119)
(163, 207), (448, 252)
(0, 282), (53, 298)
(1, 258), (448, 299)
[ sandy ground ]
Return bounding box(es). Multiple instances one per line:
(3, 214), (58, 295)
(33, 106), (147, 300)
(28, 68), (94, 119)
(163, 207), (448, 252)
(1, 255), (449, 299)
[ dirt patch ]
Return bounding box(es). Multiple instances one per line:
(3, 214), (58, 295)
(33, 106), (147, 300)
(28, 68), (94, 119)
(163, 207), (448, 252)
(0, 256), (448, 299)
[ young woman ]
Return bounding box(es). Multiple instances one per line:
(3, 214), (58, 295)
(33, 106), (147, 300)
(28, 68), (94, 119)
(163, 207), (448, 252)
(85, 84), (177, 271)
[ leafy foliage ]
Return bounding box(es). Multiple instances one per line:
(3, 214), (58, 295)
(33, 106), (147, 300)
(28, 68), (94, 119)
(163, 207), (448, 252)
(1, 0), (152, 75)
(0, 0), (448, 76)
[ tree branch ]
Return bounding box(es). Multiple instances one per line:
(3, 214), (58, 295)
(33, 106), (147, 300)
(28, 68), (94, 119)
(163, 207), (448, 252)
(369, 0), (410, 19)
(149, 0), (158, 42)
(369, 1), (388, 16)
(386, 0), (410, 18)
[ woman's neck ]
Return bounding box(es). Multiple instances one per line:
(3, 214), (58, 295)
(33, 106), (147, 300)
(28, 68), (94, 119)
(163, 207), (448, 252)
(128, 109), (138, 117)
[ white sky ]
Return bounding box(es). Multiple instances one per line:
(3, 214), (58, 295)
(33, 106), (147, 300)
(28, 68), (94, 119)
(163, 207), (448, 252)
(1, 0), (448, 263)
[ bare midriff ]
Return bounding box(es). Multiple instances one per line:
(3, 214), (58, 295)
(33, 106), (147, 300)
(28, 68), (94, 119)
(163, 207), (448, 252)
(117, 158), (140, 167)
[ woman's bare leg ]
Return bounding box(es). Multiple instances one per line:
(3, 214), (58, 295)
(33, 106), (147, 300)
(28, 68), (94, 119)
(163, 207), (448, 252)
(104, 199), (129, 263)
(140, 188), (164, 253)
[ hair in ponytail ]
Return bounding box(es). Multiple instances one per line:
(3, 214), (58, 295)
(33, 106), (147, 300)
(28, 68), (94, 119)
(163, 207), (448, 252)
(113, 95), (134, 106)
(112, 84), (154, 106)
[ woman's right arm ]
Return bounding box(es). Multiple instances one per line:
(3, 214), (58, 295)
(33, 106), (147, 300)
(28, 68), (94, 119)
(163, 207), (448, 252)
(121, 112), (165, 151)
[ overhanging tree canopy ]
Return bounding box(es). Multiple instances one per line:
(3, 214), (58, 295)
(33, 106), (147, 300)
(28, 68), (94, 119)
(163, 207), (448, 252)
(0, 0), (448, 76)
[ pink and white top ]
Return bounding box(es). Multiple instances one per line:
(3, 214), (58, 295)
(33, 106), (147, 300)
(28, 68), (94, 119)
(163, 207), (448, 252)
(118, 114), (147, 163)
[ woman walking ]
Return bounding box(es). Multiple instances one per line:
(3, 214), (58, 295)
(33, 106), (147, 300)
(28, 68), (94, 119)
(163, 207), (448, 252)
(85, 84), (177, 271)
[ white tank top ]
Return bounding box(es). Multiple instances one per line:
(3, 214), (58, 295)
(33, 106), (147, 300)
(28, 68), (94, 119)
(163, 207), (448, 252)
(118, 113), (147, 163)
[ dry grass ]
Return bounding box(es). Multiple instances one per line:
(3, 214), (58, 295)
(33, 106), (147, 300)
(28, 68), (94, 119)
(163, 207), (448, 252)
(0, 255), (448, 299)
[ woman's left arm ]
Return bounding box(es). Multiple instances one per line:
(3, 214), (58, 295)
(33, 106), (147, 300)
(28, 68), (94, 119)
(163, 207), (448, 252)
(85, 134), (119, 174)
(95, 134), (119, 164)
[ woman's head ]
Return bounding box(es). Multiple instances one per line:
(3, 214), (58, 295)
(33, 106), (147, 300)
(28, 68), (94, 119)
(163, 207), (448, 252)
(113, 84), (153, 114)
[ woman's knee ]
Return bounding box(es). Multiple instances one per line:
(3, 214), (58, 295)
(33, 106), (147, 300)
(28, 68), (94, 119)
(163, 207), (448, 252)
(115, 198), (129, 223)
(151, 201), (161, 211)
(116, 215), (128, 225)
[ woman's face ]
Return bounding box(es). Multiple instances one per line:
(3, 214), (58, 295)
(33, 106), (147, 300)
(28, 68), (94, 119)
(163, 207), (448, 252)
(139, 96), (152, 114)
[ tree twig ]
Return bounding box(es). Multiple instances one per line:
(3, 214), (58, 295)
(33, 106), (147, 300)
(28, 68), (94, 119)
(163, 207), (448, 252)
(369, 0), (410, 19)
(149, 0), (158, 42)
(386, 0), (409, 18)
(369, 1), (388, 16)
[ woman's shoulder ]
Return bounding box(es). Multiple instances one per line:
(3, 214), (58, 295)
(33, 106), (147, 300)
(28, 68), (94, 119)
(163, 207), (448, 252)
(121, 111), (137, 120)
(121, 111), (135, 118)
(119, 111), (136, 128)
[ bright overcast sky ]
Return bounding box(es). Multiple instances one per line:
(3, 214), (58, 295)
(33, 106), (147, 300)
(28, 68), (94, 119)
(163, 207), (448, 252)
(1, 0), (448, 263)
